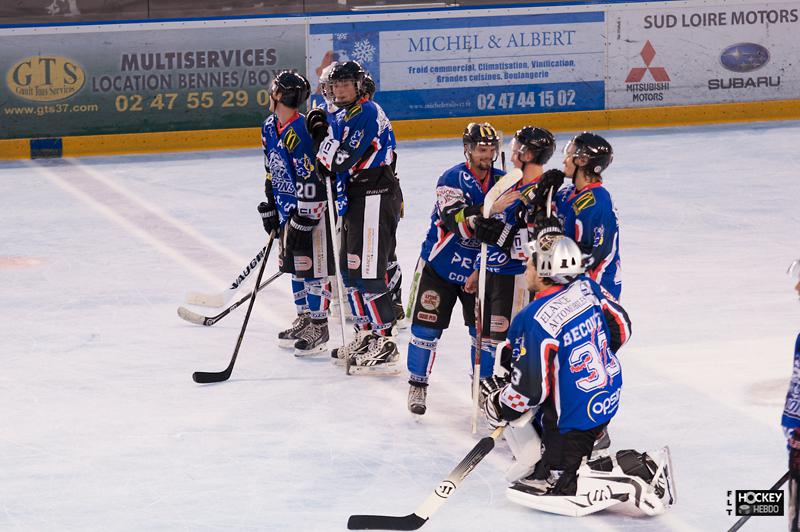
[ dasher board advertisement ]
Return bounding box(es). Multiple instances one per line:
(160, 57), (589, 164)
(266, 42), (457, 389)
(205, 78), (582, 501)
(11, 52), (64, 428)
(0, 20), (305, 139)
(607, 1), (800, 108)
(308, 10), (607, 120)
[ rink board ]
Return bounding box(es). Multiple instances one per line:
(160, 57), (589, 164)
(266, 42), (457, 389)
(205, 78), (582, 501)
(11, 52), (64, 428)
(2, 97), (800, 158)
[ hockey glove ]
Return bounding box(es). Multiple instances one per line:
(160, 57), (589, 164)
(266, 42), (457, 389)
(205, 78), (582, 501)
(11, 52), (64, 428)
(790, 428), (800, 479)
(257, 201), (279, 236)
(285, 213), (319, 251)
(528, 169), (566, 213)
(482, 385), (506, 429)
(473, 216), (516, 250)
(305, 108), (329, 150)
(479, 374), (508, 404)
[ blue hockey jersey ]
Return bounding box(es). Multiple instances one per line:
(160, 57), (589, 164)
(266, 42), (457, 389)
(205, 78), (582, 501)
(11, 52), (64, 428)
(316, 98), (396, 215)
(782, 333), (800, 436)
(478, 177), (542, 276)
(419, 162), (504, 285)
(261, 112), (326, 225)
(555, 183), (622, 300)
(499, 276), (632, 432)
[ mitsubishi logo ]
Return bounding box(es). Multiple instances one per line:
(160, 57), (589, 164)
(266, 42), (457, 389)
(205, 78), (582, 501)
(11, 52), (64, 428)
(625, 41), (670, 83)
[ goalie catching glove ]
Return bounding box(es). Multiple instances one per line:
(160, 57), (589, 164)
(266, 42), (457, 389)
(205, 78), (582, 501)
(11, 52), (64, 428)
(285, 213), (319, 251)
(480, 374), (509, 429)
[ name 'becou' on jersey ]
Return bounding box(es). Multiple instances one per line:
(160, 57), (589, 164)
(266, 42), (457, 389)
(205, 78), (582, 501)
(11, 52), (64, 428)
(498, 276), (632, 432)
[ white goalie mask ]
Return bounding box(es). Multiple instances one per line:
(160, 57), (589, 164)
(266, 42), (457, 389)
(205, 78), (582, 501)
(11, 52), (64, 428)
(528, 234), (585, 284)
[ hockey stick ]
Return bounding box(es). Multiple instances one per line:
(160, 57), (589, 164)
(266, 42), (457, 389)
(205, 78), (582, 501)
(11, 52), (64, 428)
(347, 426), (505, 531)
(471, 168), (523, 434)
(177, 271), (284, 326)
(727, 471), (790, 531)
(192, 233), (275, 384)
(184, 245), (268, 308)
(322, 172), (351, 375)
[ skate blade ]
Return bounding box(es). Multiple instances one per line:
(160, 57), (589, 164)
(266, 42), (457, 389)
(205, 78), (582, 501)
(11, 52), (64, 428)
(294, 344), (328, 357)
(348, 363), (401, 376)
(278, 339), (296, 349)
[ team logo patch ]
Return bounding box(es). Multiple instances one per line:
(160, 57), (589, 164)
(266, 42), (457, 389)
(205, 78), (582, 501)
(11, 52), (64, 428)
(417, 311), (437, 323)
(294, 256), (312, 271)
(348, 129), (364, 149)
(347, 253), (361, 269)
(283, 128), (300, 152)
(489, 315), (509, 333)
(592, 225), (604, 247)
(420, 290), (441, 311)
(345, 104), (362, 121)
(573, 191), (596, 215)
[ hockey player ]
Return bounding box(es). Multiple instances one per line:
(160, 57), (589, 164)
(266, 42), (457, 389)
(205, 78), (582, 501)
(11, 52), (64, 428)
(363, 72), (406, 328)
(554, 132), (622, 300)
(405, 122), (504, 415)
(259, 70), (334, 356)
(782, 259), (800, 530)
(465, 126), (558, 384)
(480, 234), (674, 517)
(306, 60), (402, 373)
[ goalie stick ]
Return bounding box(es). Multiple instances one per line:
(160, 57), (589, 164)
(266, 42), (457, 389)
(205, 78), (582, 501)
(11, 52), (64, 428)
(727, 470), (789, 532)
(192, 233), (275, 384)
(347, 426), (504, 531)
(184, 245), (268, 308)
(472, 167), (522, 434)
(177, 271), (283, 326)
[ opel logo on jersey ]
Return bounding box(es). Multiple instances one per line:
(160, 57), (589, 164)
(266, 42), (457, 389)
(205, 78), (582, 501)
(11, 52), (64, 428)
(720, 43), (770, 73)
(586, 389), (620, 422)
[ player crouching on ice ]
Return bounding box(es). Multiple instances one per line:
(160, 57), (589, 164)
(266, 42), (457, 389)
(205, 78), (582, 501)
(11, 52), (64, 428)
(479, 232), (675, 517)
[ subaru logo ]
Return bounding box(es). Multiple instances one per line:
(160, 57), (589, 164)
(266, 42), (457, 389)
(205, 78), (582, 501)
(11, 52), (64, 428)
(720, 43), (770, 73)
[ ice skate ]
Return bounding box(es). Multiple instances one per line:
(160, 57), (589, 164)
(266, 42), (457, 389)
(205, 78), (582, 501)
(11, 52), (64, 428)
(393, 301), (408, 330)
(278, 314), (310, 349)
(589, 427), (611, 460)
(294, 320), (329, 357)
(331, 328), (372, 365)
(407, 383), (427, 415)
(349, 334), (401, 375)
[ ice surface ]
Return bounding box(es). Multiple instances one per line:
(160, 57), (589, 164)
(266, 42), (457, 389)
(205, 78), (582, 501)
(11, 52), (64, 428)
(1, 121), (799, 531)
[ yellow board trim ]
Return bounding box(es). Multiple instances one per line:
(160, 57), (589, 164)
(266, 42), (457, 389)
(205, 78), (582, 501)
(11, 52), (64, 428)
(0, 139), (31, 159)
(2, 99), (799, 159)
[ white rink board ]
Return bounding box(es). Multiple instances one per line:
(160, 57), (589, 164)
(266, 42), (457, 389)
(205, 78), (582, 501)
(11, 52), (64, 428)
(607, 1), (800, 108)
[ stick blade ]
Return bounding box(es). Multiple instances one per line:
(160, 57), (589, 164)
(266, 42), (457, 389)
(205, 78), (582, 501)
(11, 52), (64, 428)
(347, 513), (427, 531)
(177, 306), (208, 326)
(184, 291), (226, 308)
(192, 370), (231, 384)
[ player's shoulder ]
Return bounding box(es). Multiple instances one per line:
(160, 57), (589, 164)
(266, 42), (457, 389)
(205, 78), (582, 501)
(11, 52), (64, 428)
(283, 117), (311, 153)
(440, 162), (469, 182)
(795, 332), (800, 353)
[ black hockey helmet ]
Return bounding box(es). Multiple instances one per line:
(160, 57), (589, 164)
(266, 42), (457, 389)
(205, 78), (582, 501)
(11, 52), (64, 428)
(463, 122), (500, 150)
(513, 126), (555, 166)
(329, 61), (366, 104)
(269, 70), (311, 109)
(363, 73), (376, 99)
(567, 132), (613, 176)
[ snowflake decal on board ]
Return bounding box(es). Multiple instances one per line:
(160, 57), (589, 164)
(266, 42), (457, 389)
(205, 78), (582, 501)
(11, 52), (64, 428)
(335, 33), (349, 40)
(351, 39), (376, 64)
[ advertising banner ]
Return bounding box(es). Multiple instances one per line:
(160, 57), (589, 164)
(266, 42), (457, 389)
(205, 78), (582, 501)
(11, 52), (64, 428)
(607, 2), (800, 108)
(0, 21), (305, 139)
(308, 11), (607, 120)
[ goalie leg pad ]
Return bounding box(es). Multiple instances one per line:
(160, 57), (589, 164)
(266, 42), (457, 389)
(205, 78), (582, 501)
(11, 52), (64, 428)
(504, 410), (542, 483)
